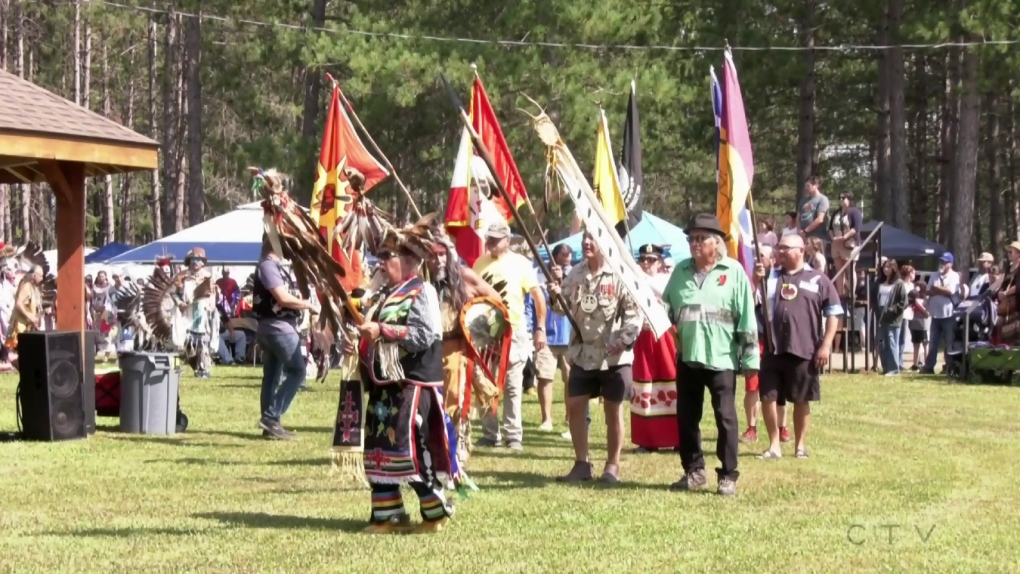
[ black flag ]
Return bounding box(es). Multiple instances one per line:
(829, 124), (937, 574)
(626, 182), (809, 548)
(618, 80), (644, 237)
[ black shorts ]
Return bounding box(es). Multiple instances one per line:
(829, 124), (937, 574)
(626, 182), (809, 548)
(759, 353), (820, 403)
(567, 364), (632, 403)
(910, 329), (928, 343)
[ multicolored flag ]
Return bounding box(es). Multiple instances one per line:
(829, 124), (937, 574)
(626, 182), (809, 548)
(618, 80), (644, 237)
(445, 75), (529, 264)
(712, 54), (755, 280)
(593, 109), (628, 235)
(309, 85), (389, 291)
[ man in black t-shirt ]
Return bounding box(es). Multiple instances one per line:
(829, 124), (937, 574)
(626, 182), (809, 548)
(759, 234), (842, 460)
(252, 236), (315, 440)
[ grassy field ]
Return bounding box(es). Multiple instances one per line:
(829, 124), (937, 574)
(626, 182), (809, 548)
(1, 365), (1019, 573)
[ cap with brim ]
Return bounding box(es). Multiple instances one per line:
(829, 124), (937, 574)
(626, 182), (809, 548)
(977, 252), (994, 263)
(1007, 241), (1020, 253)
(940, 253), (954, 263)
(485, 222), (511, 240)
(638, 244), (664, 258)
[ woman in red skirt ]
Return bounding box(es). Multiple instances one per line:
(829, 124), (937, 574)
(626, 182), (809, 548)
(630, 245), (680, 452)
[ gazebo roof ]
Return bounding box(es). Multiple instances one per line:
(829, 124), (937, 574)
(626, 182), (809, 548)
(0, 69), (159, 184)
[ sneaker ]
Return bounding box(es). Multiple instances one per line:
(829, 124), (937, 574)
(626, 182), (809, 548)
(258, 418), (294, 441)
(555, 460), (594, 482)
(537, 421), (554, 432)
(717, 478), (737, 496)
(506, 441), (524, 452)
(670, 468), (708, 491)
(560, 430), (572, 440)
(779, 427), (792, 443)
(474, 437), (498, 448)
(740, 427), (758, 443)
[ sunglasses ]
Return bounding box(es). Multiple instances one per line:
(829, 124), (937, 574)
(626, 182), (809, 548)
(687, 235), (713, 244)
(376, 251), (397, 260)
(638, 256), (660, 264)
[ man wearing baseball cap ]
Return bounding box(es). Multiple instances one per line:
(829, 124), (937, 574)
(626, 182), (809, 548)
(473, 220), (547, 451)
(921, 252), (960, 374)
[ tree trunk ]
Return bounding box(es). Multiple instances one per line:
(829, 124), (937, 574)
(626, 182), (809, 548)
(148, 16), (161, 239)
(938, 49), (959, 245)
(874, 6), (891, 221)
(15, 2), (27, 243)
(82, 0), (91, 110)
(794, 0), (817, 212)
(0, 0), (7, 242)
(184, 10), (204, 226)
(119, 45), (137, 243)
(951, 44), (981, 281)
(73, 0), (81, 105)
(161, 8), (178, 234)
(983, 94), (1002, 253)
(909, 53), (929, 238)
(1008, 95), (1019, 241)
(175, 21), (186, 232)
(101, 42), (114, 245)
(296, 0), (329, 205)
(886, 0), (909, 229)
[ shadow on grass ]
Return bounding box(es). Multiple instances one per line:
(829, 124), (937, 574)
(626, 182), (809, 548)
(266, 457), (329, 466)
(145, 457), (249, 466)
(286, 426), (333, 434)
(475, 449), (572, 462)
(194, 511), (364, 533)
(44, 527), (199, 537)
(468, 469), (552, 490)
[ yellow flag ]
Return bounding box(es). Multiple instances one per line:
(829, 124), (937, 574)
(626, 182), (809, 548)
(593, 110), (627, 233)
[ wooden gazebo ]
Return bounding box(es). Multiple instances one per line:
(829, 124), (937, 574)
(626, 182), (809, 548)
(0, 69), (159, 336)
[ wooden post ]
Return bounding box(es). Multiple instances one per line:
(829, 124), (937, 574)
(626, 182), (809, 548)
(47, 161), (87, 335)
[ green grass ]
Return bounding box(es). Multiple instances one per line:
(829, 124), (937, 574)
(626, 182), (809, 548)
(1, 367), (1019, 573)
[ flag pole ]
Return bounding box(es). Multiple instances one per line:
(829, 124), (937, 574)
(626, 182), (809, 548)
(745, 193), (773, 355)
(440, 73), (584, 340)
(326, 73), (422, 219)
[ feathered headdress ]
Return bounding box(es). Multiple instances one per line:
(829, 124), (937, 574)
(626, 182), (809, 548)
(249, 166), (356, 336)
(1, 241), (57, 310)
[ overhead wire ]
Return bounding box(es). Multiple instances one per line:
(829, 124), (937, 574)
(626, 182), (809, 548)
(96, 1), (1020, 53)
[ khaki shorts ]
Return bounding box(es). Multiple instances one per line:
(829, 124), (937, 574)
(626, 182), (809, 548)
(535, 345), (570, 381)
(831, 238), (859, 261)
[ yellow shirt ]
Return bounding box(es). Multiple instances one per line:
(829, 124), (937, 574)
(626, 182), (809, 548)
(473, 252), (538, 329)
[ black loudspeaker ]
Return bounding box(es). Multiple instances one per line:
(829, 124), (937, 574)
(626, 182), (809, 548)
(17, 331), (88, 442)
(82, 331), (97, 435)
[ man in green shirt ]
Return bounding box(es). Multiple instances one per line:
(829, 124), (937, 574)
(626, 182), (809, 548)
(662, 214), (759, 496)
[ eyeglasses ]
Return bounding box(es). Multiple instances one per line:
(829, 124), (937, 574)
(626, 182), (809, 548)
(638, 257), (660, 264)
(376, 251), (397, 260)
(775, 245), (803, 252)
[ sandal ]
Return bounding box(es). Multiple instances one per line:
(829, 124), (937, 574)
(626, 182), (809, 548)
(599, 464), (620, 485)
(759, 450), (782, 460)
(555, 460), (594, 483)
(795, 449), (809, 459)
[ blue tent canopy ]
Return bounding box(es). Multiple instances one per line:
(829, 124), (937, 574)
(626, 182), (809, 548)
(108, 202), (273, 264)
(860, 221), (945, 259)
(539, 212), (690, 263)
(84, 242), (134, 263)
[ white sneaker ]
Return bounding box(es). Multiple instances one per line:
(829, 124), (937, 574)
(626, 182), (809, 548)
(561, 430), (572, 440)
(538, 421), (554, 432)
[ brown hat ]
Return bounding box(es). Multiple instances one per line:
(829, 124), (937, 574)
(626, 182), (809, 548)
(684, 213), (729, 240)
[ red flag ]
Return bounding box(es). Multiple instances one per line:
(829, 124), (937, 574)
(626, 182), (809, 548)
(310, 86), (388, 291)
(470, 77), (528, 218)
(444, 128), (481, 265)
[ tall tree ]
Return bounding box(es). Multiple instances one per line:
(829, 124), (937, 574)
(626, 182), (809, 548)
(101, 42), (114, 244)
(795, 0), (818, 211)
(148, 15), (161, 239)
(184, 8), (203, 225)
(886, 0), (909, 229)
(951, 43), (980, 278)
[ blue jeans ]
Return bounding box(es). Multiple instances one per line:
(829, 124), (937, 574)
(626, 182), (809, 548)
(257, 330), (307, 422)
(924, 317), (956, 372)
(878, 323), (901, 374)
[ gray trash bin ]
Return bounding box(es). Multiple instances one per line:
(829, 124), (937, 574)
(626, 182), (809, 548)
(118, 352), (181, 435)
